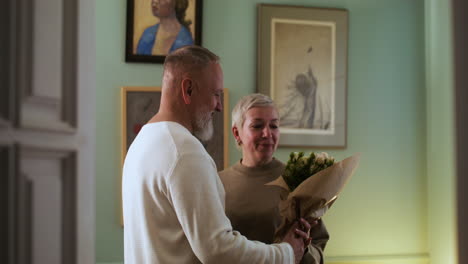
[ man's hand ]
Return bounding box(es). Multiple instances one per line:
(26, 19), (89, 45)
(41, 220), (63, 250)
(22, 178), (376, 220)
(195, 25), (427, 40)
(282, 219), (309, 264)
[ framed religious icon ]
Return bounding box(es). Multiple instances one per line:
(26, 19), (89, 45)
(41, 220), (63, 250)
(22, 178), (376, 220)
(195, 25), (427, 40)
(257, 4), (348, 148)
(125, 0), (203, 63)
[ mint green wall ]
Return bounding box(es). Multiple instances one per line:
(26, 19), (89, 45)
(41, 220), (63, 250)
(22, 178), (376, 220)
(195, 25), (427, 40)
(96, 0), (431, 263)
(425, 1), (457, 264)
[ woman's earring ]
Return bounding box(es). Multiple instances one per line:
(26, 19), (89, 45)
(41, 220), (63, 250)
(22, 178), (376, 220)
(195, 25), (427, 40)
(236, 139), (242, 145)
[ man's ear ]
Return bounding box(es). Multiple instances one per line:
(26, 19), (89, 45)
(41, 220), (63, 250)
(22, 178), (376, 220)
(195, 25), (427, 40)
(181, 78), (193, 104)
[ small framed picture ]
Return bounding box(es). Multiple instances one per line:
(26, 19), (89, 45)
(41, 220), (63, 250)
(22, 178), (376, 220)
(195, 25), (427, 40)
(257, 4), (348, 148)
(125, 0), (203, 63)
(120, 86), (229, 171)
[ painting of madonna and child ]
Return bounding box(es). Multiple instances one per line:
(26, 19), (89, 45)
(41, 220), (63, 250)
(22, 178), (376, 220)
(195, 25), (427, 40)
(126, 0), (202, 63)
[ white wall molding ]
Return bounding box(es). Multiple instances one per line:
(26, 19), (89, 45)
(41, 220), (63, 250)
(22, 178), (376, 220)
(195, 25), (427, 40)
(326, 253), (429, 264)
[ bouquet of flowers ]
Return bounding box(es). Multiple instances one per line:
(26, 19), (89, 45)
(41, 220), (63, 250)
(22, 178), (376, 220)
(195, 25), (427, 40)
(266, 152), (361, 241)
(282, 152), (336, 192)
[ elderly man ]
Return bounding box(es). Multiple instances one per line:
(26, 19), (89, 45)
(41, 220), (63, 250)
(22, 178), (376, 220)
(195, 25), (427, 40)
(122, 45), (310, 264)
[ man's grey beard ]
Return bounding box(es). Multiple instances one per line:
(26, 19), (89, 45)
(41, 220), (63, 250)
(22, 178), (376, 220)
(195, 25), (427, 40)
(193, 112), (214, 143)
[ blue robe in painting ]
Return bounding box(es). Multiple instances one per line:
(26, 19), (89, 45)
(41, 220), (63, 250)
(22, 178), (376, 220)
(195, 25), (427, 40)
(136, 24), (193, 55)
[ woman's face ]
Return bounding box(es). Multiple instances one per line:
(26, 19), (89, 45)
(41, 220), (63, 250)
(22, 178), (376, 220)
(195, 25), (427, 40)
(234, 106), (280, 167)
(151, 0), (175, 18)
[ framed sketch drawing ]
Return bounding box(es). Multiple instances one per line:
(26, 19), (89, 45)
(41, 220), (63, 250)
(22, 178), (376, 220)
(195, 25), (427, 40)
(257, 4), (348, 148)
(125, 0), (203, 63)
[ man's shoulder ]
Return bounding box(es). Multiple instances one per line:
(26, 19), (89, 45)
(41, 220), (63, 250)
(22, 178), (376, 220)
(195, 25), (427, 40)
(158, 123), (216, 173)
(126, 122), (208, 175)
(163, 122), (204, 153)
(126, 122), (195, 162)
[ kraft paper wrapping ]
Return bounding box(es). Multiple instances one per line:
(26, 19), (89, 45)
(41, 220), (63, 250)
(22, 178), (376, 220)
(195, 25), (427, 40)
(266, 153), (361, 241)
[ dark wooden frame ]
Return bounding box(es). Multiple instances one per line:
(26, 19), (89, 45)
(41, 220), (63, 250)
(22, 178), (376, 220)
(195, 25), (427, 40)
(125, 0), (203, 63)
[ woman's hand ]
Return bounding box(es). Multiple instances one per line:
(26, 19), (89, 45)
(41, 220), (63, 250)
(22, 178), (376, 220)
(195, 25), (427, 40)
(300, 217), (319, 248)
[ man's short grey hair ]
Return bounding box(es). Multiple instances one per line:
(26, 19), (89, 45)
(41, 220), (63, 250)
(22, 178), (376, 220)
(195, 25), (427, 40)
(231, 93), (278, 129)
(163, 45), (220, 75)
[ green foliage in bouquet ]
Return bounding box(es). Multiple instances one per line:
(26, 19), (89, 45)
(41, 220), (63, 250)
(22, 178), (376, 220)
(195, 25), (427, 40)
(282, 152), (335, 191)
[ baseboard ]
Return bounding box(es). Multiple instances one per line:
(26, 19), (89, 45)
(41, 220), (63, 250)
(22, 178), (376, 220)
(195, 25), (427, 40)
(95, 253), (429, 264)
(326, 253), (429, 264)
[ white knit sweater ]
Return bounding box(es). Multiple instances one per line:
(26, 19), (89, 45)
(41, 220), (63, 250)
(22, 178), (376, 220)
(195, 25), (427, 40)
(122, 122), (294, 263)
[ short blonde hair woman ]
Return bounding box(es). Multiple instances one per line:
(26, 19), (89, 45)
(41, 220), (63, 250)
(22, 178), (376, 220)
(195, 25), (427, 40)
(219, 93), (330, 264)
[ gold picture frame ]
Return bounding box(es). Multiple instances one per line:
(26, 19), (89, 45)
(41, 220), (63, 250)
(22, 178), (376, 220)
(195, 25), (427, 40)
(119, 86), (229, 224)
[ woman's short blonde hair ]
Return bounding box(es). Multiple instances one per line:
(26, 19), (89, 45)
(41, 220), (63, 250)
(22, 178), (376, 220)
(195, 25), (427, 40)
(231, 93), (278, 129)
